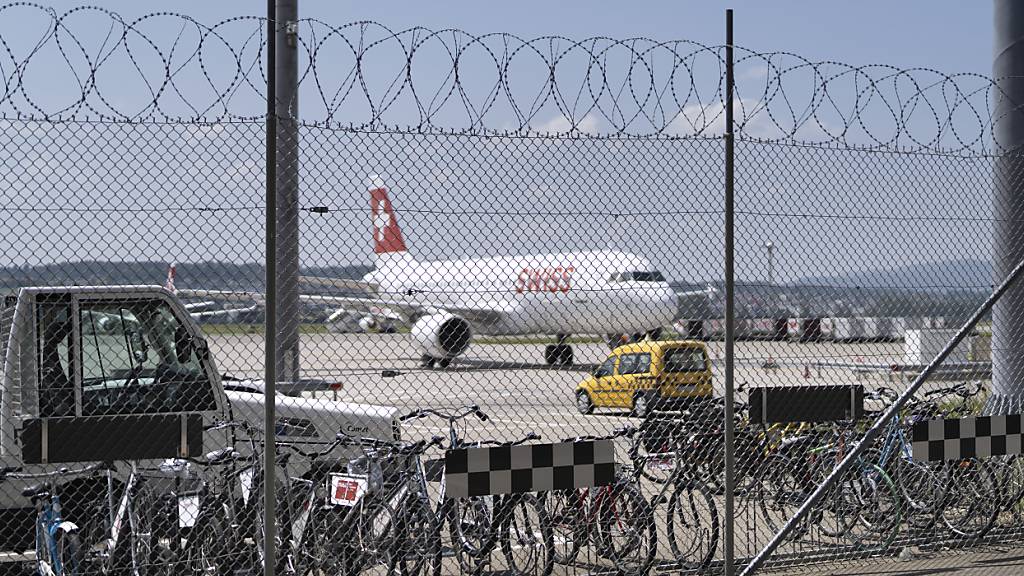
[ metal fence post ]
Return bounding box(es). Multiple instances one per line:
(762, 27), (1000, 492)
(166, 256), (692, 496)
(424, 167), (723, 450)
(723, 8), (736, 576)
(276, 0), (301, 386)
(264, 2), (278, 575)
(741, 255), (1024, 575)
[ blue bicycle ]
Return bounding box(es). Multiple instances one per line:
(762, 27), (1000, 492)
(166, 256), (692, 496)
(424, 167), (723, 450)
(17, 466), (92, 576)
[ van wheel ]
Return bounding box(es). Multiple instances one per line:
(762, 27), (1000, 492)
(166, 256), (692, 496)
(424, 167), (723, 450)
(576, 391), (594, 415)
(632, 393), (654, 418)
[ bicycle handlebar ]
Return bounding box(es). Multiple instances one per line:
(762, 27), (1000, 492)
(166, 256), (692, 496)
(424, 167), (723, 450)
(399, 405), (489, 423)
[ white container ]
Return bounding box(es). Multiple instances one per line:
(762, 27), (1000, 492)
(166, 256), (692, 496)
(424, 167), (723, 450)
(903, 329), (970, 365)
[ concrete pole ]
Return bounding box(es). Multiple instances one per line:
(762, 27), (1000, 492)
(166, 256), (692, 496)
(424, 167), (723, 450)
(990, 0), (1024, 414)
(276, 0), (301, 385)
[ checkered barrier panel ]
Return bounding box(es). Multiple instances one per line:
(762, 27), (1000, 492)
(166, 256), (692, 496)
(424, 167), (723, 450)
(912, 414), (1024, 462)
(444, 439), (615, 498)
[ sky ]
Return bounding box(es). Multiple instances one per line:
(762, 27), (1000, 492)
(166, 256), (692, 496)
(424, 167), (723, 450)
(0, 1), (1003, 286)
(76, 1), (992, 76)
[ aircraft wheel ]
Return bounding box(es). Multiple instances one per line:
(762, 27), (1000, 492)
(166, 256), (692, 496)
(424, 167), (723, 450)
(559, 345), (574, 366)
(420, 355), (436, 369)
(437, 358), (452, 369)
(544, 345), (558, 365)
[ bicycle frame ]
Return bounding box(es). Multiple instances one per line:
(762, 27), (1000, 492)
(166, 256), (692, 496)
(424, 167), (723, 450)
(33, 488), (77, 576)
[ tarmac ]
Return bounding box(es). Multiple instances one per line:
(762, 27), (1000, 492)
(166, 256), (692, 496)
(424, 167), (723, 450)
(201, 332), (1021, 574)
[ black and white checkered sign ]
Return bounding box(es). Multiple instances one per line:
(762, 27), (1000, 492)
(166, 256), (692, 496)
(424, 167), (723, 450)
(912, 414), (1023, 462)
(445, 439), (615, 498)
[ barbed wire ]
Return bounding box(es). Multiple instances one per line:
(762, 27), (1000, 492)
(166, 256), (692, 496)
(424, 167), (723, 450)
(1, 3), (1022, 153)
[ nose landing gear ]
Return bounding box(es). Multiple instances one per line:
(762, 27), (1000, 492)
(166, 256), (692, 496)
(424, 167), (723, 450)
(544, 334), (574, 366)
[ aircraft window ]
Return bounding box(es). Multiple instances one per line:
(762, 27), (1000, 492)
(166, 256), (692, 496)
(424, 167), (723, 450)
(79, 300), (217, 415)
(664, 347), (708, 373)
(610, 271), (666, 282)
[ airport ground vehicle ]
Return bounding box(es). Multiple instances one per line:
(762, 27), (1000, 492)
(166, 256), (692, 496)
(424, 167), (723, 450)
(575, 341), (714, 418)
(0, 286), (400, 552)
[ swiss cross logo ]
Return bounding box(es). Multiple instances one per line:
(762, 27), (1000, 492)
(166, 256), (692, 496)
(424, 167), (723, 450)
(370, 185), (407, 254)
(334, 480), (358, 501)
(328, 474), (367, 507)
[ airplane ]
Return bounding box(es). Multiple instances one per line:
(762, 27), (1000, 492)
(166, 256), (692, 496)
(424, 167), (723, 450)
(291, 177), (710, 368)
(172, 178), (711, 368)
(165, 263), (260, 321)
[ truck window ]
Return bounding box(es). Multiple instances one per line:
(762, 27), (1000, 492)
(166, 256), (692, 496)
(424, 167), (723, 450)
(663, 347), (708, 373)
(79, 300), (217, 415)
(37, 301), (74, 417)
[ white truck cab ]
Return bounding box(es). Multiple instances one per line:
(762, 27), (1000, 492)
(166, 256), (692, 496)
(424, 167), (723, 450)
(0, 285), (399, 548)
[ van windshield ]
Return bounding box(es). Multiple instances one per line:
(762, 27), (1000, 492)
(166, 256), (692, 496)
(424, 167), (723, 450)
(663, 347), (708, 373)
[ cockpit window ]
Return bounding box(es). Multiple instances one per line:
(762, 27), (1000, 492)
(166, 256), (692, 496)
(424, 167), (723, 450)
(609, 271), (666, 282)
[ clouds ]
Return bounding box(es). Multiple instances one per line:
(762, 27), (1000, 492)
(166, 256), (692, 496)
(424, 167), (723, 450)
(533, 112), (602, 135)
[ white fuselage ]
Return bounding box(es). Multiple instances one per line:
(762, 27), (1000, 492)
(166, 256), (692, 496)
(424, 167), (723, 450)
(363, 250), (678, 335)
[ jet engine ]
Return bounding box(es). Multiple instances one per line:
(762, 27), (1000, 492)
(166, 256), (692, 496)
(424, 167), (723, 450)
(410, 313), (472, 359)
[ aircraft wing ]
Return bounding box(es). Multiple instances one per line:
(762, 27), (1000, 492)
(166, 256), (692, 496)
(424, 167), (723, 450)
(297, 294), (510, 328)
(299, 276), (378, 294)
(174, 288), (266, 304)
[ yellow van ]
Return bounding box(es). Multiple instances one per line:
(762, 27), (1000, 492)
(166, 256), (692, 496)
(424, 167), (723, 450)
(575, 340), (713, 417)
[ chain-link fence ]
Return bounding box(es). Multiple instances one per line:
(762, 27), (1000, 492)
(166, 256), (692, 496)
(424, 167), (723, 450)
(2, 3), (1024, 575)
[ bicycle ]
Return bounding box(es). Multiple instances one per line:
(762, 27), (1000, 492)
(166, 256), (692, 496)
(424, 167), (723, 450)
(284, 431), (444, 576)
(16, 464), (102, 576)
(174, 421), (264, 576)
(402, 405), (554, 576)
(544, 426), (659, 575)
(77, 461), (158, 576)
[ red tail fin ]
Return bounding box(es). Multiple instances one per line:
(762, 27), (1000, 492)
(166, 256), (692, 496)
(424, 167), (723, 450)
(370, 178), (407, 255)
(165, 263), (177, 293)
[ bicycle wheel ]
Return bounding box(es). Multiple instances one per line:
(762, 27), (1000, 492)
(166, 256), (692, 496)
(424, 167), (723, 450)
(543, 490), (585, 565)
(181, 511), (229, 576)
(594, 483), (656, 575)
(120, 486), (155, 576)
(390, 494), (441, 576)
(447, 495), (493, 573)
(994, 455), (1024, 514)
(666, 479), (719, 572)
(892, 455), (945, 527)
(755, 454), (810, 540)
(55, 530), (85, 576)
(499, 494), (554, 576)
(637, 419), (683, 484)
(843, 462), (902, 552)
(939, 459), (1000, 540)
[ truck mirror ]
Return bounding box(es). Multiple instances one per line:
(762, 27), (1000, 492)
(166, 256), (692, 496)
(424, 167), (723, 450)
(175, 325), (193, 363)
(129, 330), (148, 364)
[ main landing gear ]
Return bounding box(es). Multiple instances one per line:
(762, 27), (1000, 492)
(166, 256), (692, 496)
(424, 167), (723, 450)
(544, 334), (574, 366)
(420, 355), (452, 369)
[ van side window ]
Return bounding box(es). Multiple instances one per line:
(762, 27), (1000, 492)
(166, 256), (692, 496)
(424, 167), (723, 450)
(664, 347), (707, 372)
(633, 353), (652, 374)
(594, 356), (617, 378)
(617, 354), (638, 375)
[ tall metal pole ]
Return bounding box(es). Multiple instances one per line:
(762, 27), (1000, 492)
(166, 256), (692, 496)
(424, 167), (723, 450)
(989, 0), (1024, 414)
(723, 9), (737, 576)
(764, 241), (774, 286)
(263, 1), (278, 575)
(276, 0), (301, 385)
